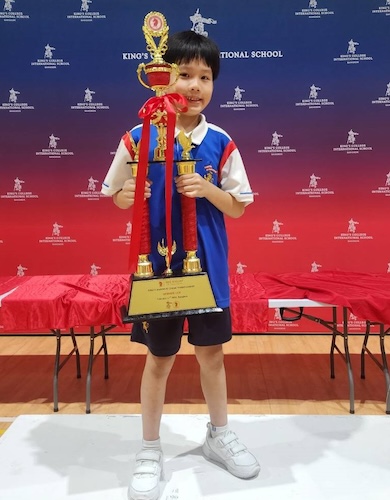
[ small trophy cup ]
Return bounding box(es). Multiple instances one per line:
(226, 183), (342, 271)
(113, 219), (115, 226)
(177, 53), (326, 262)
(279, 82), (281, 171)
(124, 12), (221, 322)
(176, 131), (202, 275)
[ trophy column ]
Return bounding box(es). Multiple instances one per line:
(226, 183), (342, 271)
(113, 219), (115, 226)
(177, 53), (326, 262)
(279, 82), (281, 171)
(129, 161), (153, 278)
(176, 131), (202, 275)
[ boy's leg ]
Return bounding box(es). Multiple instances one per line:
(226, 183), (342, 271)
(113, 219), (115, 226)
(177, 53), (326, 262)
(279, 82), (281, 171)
(129, 316), (183, 500)
(129, 351), (176, 500)
(195, 343), (260, 480)
(194, 345), (228, 427)
(141, 351), (176, 440)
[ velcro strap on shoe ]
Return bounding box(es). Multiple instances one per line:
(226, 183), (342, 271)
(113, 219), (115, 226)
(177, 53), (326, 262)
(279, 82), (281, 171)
(220, 433), (247, 454)
(220, 433), (239, 447)
(134, 464), (158, 474)
(230, 443), (247, 454)
(135, 449), (161, 462)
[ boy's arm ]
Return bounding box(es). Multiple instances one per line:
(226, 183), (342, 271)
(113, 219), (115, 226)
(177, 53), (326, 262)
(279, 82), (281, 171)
(204, 181), (246, 218)
(101, 138), (132, 198)
(175, 174), (245, 218)
(175, 142), (253, 218)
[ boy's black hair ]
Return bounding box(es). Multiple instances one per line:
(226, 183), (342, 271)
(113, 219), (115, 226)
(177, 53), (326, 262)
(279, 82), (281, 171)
(164, 30), (220, 80)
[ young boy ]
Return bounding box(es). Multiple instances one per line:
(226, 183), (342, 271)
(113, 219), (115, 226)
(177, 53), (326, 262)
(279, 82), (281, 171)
(101, 30), (260, 500)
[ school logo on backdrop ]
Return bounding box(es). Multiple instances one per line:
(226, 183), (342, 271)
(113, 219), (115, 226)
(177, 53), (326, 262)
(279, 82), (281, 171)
(295, 1), (334, 19)
(295, 173), (334, 198)
(71, 88), (109, 112)
(189, 9), (282, 60)
(333, 39), (373, 64)
(0, 0), (29, 21)
(16, 264), (28, 277)
(236, 262), (247, 274)
(31, 44), (70, 69)
(74, 177), (106, 200)
(35, 134), (74, 159)
(333, 129), (372, 154)
(0, 88), (34, 113)
(345, 313), (366, 332)
(334, 219), (373, 243)
(189, 8), (217, 37)
(112, 222), (132, 245)
(258, 131), (297, 156)
(90, 263), (101, 276)
(258, 219), (297, 243)
(67, 0), (106, 22)
(269, 308), (299, 331)
(311, 261), (322, 272)
(39, 223), (77, 246)
(372, 82), (390, 107)
(372, 1), (390, 16)
(0, 177), (38, 202)
(295, 84), (334, 109)
(371, 171), (390, 197)
(220, 85), (259, 111)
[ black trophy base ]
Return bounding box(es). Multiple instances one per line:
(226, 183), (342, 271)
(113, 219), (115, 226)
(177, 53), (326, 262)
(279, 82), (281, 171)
(122, 272), (222, 324)
(122, 306), (223, 324)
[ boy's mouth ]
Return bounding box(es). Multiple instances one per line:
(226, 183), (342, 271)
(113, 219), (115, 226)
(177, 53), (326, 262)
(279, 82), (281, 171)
(186, 96), (201, 102)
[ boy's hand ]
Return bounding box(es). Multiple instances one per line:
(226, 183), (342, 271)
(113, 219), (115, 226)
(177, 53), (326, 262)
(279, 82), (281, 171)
(114, 178), (151, 209)
(175, 173), (209, 198)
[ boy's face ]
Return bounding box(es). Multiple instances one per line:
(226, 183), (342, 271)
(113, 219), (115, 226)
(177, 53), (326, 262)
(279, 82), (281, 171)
(169, 58), (213, 117)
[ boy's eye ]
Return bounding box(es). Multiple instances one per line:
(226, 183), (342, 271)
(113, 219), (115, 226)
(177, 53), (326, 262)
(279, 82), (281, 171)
(179, 72), (189, 78)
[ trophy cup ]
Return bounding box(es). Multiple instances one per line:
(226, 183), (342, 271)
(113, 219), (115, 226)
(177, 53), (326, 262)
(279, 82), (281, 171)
(124, 12), (222, 322)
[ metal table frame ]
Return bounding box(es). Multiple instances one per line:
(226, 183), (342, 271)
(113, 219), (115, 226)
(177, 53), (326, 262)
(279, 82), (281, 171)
(360, 321), (390, 414)
(269, 299), (355, 414)
(51, 324), (115, 414)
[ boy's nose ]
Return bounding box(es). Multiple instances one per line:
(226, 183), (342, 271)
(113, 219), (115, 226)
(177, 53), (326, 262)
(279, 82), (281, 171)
(188, 78), (200, 91)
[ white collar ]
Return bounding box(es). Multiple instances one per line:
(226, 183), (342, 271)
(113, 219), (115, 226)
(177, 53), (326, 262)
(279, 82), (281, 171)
(174, 114), (207, 145)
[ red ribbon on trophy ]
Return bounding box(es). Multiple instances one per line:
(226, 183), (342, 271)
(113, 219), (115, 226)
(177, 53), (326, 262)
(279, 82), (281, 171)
(128, 93), (188, 274)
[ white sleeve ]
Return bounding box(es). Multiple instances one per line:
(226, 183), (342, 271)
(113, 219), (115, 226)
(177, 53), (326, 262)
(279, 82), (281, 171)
(220, 147), (254, 206)
(101, 139), (133, 196)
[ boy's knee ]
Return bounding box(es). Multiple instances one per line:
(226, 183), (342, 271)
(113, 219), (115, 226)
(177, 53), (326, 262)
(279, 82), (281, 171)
(146, 352), (176, 376)
(195, 345), (224, 370)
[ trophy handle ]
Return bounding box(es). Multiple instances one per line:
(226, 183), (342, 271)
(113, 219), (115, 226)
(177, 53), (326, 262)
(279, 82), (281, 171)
(137, 63), (151, 90)
(166, 63), (179, 89)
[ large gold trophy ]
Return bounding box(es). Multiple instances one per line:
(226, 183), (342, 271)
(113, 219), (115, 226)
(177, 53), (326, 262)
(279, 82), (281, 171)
(124, 12), (221, 322)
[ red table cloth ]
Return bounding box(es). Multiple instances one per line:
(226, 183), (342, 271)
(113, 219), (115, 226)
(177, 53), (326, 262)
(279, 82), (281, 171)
(1, 271), (389, 333)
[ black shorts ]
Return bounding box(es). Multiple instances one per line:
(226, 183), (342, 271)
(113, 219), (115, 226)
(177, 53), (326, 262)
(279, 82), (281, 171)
(131, 308), (232, 357)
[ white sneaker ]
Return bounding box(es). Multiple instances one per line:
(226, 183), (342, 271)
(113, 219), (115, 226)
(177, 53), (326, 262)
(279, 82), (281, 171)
(202, 423), (260, 479)
(128, 449), (164, 500)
